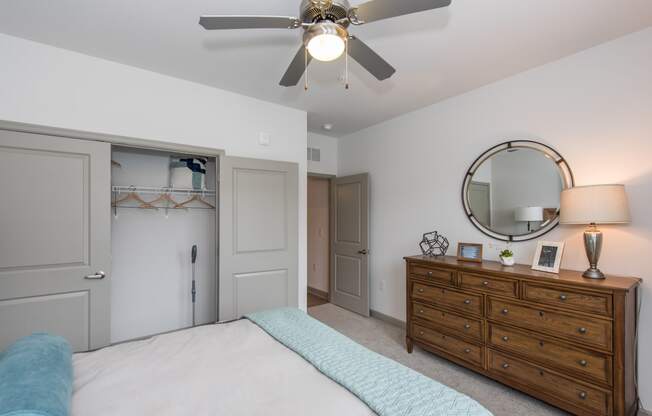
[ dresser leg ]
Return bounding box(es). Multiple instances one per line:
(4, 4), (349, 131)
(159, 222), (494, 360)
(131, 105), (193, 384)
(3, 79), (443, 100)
(406, 336), (414, 353)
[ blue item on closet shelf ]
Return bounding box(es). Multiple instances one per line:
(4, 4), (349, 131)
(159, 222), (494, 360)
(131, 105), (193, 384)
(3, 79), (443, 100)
(170, 157), (207, 190)
(0, 333), (73, 416)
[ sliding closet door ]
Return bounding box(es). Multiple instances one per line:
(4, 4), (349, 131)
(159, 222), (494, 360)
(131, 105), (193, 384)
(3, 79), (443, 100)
(0, 130), (111, 352)
(219, 156), (298, 322)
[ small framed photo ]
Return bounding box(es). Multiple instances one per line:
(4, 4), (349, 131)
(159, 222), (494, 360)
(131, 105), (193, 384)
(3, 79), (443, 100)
(532, 241), (565, 274)
(457, 243), (483, 263)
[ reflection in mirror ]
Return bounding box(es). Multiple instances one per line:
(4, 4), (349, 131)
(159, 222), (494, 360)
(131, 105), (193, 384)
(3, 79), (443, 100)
(463, 141), (573, 241)
(469, 148), (562, 235)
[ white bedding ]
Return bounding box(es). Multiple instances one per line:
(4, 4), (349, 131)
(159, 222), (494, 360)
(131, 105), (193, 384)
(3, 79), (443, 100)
(72, 319), (375, 416)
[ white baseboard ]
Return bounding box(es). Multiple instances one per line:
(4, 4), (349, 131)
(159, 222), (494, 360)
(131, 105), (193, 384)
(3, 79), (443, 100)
(307, 286), (329, 301)
(370, 309), (406, 329)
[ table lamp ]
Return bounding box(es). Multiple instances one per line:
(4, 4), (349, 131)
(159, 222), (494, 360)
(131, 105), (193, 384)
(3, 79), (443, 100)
(560, 185), (630, 279)
(515, 207), (544, 232)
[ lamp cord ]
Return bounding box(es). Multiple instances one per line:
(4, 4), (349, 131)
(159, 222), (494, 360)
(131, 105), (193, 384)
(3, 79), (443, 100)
(635, 286), (643, 411)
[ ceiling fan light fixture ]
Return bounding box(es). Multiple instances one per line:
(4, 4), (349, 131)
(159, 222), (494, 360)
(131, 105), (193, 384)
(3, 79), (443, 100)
(304, 22), (348, 62)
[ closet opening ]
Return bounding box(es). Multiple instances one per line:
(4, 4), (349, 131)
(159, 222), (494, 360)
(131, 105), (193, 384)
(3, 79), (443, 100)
(110, 145), (218, 343)
(307, 175), (331, 308)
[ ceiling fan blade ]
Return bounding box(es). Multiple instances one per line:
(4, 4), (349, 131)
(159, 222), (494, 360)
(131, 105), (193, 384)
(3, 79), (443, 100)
(348, 36), (396, 81)
(351, 0), (451, 24)
(199, 16), (301, 30)
(279, 46), (313, 87)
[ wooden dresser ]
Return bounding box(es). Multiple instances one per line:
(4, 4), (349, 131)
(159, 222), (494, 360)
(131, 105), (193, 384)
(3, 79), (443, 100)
(404, 255), (640, 416)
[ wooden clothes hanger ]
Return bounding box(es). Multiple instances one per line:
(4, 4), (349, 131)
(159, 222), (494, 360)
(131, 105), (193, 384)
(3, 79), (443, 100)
(173, 192), (215, 209)
(147, 189), (182, 209)
(113, 188), (157, 209)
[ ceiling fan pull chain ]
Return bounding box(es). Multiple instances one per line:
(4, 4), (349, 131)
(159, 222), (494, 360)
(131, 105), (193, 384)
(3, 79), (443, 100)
(345, 36), (350, 90)
(304, 47), (309, 91)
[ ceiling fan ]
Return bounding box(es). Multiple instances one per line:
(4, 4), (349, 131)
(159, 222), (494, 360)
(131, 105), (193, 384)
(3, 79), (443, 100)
(199, 0), (451, 88)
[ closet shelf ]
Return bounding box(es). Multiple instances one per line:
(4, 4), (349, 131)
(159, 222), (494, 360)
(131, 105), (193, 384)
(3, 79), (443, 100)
(112, 186), (216, 214)
(112, 186), (216, 196)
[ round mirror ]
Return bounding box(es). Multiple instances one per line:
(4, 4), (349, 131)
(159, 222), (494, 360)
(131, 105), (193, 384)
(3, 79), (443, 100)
(462, 141), (574, 242)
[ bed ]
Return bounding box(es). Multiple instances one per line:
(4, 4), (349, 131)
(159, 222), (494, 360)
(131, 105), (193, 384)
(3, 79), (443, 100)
(8, 308), (493, 416)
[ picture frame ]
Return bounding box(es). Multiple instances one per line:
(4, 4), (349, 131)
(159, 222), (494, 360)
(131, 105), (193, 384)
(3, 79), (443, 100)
(531, 241), (565, 273)
(457, 243), (483, 263)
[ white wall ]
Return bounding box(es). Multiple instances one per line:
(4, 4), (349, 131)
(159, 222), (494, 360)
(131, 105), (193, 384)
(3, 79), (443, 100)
(339, 28), (652, 407)
(0, 33), (309, 315)
(308, 132), (339, 176)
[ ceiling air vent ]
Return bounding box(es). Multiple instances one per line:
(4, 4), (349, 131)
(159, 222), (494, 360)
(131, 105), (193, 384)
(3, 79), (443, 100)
(307, 147), (321, 162)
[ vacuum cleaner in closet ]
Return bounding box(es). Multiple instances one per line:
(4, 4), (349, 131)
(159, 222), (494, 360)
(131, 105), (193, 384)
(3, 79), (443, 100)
(191, 244), (197, 327)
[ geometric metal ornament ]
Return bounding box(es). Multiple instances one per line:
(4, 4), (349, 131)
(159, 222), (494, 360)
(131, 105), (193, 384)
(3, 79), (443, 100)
(419, 231), (449, 257)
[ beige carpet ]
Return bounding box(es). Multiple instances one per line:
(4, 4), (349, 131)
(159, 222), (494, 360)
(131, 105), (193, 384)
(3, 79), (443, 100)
(308, 303), (567, 416)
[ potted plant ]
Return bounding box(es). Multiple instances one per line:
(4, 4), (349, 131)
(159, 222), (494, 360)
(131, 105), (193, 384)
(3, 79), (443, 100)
(499, 249), (515, 266)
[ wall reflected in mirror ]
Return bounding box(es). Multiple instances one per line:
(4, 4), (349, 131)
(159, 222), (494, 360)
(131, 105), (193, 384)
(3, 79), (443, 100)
(467, 148), (563, 236)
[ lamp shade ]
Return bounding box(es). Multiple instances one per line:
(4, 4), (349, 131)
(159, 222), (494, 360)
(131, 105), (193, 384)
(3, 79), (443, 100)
(560, 184), (630, 225)
(514, 207), (544, 222)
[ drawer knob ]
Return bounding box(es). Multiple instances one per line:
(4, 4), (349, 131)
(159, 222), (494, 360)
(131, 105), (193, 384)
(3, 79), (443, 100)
(464, 348), (471, 354)
(419, 331), (424, 336)
(464, 324), (471, 330)
(579, 391), (587, 400)
(579, 359), (588, 367)
(419, 309), (424, 314)
(559, 294), (568, 301)
(578, 327), (588, 334)
(464, 299), (472, 305)
(502, 336), (509, 342)
(483, 281), (489, 286)
(501, 309), (509, 315)
(502, 363), (510, 369)
(418, 288), (424, 293)
(427, 271), (433, 276)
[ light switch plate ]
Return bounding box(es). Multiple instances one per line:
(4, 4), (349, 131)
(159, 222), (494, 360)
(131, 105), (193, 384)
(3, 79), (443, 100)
(258, 132), (271, 146)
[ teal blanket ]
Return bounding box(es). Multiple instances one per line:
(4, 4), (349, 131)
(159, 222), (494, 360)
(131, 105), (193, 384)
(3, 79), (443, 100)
(0, 334), (73, 416)
(246, 308), (493, 416)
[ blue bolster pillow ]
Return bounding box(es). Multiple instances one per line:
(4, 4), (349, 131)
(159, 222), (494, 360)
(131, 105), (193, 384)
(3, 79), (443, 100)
(0, 334), (73, 416)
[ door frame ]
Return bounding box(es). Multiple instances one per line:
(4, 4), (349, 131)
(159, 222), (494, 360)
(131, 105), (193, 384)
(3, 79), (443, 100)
(307, 173), (335, 303)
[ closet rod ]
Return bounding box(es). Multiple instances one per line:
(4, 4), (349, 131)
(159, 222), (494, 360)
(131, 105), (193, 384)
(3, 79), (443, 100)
(112, 186), (216, 196)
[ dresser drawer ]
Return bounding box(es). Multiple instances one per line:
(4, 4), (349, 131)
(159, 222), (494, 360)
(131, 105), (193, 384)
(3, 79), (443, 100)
(412, 302), (483, 341)
(460, 272), (518, 298)
(523, 283), (613, 317)
(487, 298), (613, 351)
(412, 282), (483, 316)
(413, 323), (483, 367)
(409, 264), (454, 285)
(488, 350), (610, 416)
(488, 323), (612, 386)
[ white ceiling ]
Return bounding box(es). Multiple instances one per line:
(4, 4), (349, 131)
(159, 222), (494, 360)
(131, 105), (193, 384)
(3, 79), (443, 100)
(1, 0), (651, 137)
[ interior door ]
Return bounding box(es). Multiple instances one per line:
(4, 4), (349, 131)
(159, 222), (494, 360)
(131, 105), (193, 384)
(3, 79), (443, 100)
(0, 130), (111, 352)
(469, 181), (491, 227)
(330, 174), (369, 316)
(219, 156), (298, 322)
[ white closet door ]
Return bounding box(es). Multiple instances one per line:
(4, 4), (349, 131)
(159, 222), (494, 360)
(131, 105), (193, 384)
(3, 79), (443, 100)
(0, 130), (111, 352)
(219, 156), (298, 322)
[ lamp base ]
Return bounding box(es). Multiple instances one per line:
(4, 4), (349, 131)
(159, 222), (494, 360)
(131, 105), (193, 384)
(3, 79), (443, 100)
(582, 224), (605, 280)
(582, 267), (606, 280)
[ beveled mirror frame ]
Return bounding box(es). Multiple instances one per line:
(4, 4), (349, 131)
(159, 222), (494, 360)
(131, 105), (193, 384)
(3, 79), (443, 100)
(461, 140), (574, 242)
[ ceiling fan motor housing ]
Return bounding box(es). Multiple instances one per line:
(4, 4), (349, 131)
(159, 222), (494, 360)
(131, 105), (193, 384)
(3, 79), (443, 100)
(300, 0), (351, 24)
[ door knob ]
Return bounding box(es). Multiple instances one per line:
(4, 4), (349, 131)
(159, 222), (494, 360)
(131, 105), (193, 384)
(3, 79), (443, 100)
(358, 249), (369, 255)
(85, 271), (106, 280)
